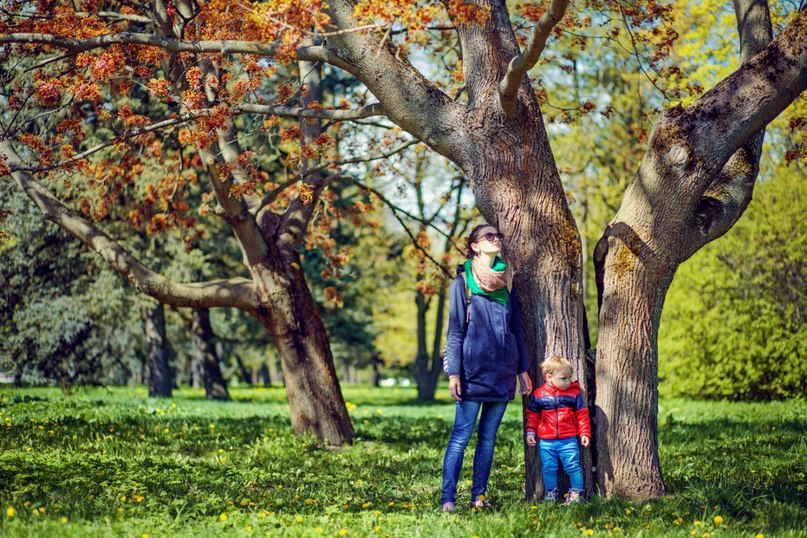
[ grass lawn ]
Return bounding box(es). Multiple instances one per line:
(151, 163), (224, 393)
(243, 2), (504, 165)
(0, 385), (805, 537)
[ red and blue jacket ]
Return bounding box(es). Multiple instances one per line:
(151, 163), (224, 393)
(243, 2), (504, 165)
(525, 381), (591, 440)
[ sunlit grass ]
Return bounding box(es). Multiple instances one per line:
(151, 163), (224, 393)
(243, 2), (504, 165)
(0, 386), (805, 537)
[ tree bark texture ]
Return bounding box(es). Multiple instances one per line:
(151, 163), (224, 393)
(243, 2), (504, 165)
(191, 308), (231, 401)
(450, 1), (591, 500)
(145, 303), (173, 398)
(255, 261), (354, 445)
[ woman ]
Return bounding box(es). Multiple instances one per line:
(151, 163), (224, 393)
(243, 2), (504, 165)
(440, 224), (533, 512)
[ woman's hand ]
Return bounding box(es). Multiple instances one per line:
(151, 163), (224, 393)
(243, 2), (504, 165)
(449, 375), (462, 401)
(518, 371), (533, 395)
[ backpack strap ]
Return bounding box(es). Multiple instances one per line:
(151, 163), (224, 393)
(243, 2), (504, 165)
(460, 273), (471, 324)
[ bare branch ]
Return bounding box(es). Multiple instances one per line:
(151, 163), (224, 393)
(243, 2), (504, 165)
(74, 11), (153, 24)
(1, 141), (258, 311)
(344, 175), (453, 278)
(0, 32), (278, 56)
(499, 0), (570, 115)
(236, 102), (386, 121)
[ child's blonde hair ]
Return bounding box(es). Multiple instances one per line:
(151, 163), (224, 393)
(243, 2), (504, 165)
(541, 355), (573, 376)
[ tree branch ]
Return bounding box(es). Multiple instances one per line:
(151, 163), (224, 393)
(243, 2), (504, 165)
(498, 0), (570, 115)
(0, 32), (279, 56)
(1, 141), (258, 311)
(8, 116), (193, 174)
(677, 8), (806, 177)
(345, 176), (453, 278)
(678, 0), (774, 259)
(236, 102), (386, 121)
(318, 0), (469, 165)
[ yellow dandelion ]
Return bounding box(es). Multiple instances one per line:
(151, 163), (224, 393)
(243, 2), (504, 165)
(374, 526), (381, 532)
(246, 526), (253, 532)
(239, 499), (248, 506)
(133, 495), (144, 503)
(690, 531), (696, 537)
(60, 517), (68, 524)
(713, 515), (723, 524)
(373, 510), (382, 516)
(6, 506), (16, 518)
(37, 507), (46, 514)
(120, 495), (127, 502)
(23, 501), (31, 508)
(315, 528), (324, 534)
(362, 502), (370, 509)
(388, 501), (395, 507)
(585, 529), (594, 536)
(219, 512), (228, 521)
(694, 520), (702, 526)
(625, 509), (631, 515)
(756, 534), (765, 538)
(142, 534), (149, 538)
(295, 515), (304, 522)
(305, 498), (314, 504)
(338, 529), (347, 536)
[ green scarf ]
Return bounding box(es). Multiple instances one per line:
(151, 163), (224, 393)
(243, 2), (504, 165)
(464, 257), (509, 306)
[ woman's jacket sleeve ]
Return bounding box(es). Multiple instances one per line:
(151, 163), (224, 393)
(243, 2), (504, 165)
(442, 276), (467, 377)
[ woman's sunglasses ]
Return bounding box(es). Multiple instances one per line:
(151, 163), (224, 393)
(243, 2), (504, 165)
(478, 232), (504, 242)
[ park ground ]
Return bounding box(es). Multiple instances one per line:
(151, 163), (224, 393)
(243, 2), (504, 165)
(0, 385), (805, 537)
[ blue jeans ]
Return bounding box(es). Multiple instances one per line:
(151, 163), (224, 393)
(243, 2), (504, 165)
(540, 437), (583, 491)
(441, 400), (508, 504)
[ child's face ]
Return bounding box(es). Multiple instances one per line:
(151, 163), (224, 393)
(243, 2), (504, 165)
(546, 370), (573, 390)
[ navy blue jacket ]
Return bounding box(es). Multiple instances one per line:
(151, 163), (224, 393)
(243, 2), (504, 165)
(443, 273), (529, 401)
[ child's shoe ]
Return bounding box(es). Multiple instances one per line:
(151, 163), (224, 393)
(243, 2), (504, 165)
(543, 489), (559, 503)
(563, 490), (583, 505)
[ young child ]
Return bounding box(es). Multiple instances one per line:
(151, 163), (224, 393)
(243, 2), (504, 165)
(525, 356), (591, 504)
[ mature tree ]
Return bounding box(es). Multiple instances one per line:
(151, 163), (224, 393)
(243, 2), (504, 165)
(2, 0), (806, 499)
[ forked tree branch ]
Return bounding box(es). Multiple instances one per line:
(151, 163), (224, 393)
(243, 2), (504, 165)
(498, 0), (570, 115)
(1, 141), (258, 311)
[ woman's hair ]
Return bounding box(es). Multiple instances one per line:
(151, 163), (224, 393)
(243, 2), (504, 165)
(466, 223), (497, 258)
(541, 355), (573, 376)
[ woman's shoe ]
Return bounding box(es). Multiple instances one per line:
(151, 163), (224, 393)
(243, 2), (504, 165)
(441, 502), (455, 513)
(469, 495), (493, 510)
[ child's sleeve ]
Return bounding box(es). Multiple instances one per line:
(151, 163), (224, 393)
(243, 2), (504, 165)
(525, 392), (541, 435)
(574, 391), (591, 438)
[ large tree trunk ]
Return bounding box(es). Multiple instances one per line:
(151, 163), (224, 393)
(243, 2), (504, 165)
(145, 303), (173, 398)
(256, 263), (354, 446)
(594, 236), (673, 499)
(452, 5), (591, 499)
(191, 308), (230, 400)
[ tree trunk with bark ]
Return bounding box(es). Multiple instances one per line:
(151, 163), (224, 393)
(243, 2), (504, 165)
(414, 287), (444, 401)
(191, 308), (230, 400)
(255, 261), (354, 445)
(145, 303), (173, 398)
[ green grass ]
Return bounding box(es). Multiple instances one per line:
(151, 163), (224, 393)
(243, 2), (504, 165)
(0, 386), (805, 537)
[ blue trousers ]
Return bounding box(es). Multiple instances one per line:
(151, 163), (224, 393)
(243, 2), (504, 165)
(441, 400), (508, 504)
(540, 437), (584, 491)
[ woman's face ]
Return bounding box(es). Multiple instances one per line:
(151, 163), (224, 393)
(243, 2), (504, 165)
(472, 226), (503, 257)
